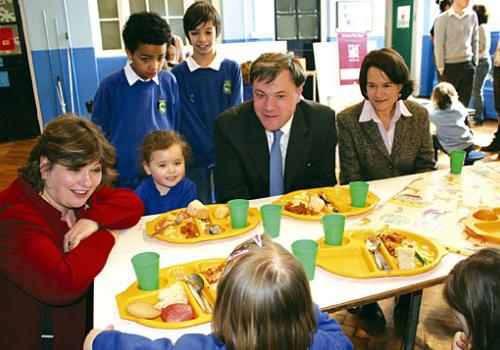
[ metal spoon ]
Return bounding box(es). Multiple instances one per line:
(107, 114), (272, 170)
(365, 237), (391, 272)
(188, 273), (213, 313)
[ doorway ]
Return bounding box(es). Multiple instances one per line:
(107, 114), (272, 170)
(0, 0), (40, 142)
(275, 0), (321, 101)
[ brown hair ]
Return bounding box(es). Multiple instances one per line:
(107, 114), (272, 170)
(18, 114), (117, 192)
(250, 52), (305, 87)
(472, 4), (489, 25)
(443, 248), (500, 350)
(141, 130), (192, 165)
(212, 234), (317, 350)
(359, 48), (414, 100)
(183, 1), (221, 39)
(240, 60), (252, 85)
(431, 82), (458, 110)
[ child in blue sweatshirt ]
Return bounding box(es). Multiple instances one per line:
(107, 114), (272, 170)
(135, 130), (196, 215)
(85, 234), (353, 350)
(172, 2), (243, 203)
(92, 12), (180, 189)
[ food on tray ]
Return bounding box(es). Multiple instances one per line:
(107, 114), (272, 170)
(180, 221), (200, 239)
(395, 247), (416, 270)
(200, 263), (225, 286)
(378, 231), (434, 268)
(126, 302), (162, 319)
(155, 282), (188, 309)
(187, 200), (209, 219)
(213, 205), (229, 219)
(472, 209), (498, 221)
(160, 303), (195, 322)
(285, 192), (324, 215)
(284, 190), (354, 216)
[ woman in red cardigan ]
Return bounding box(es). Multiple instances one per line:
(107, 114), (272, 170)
(0, 114), (144, 350)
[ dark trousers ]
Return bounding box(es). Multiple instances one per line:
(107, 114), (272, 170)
(492, 66), (500, 142)
(443, 61), (475, 108)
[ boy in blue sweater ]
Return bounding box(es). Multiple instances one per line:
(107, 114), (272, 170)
(92, 12), (180, 189)
(172, 2), (243, 203)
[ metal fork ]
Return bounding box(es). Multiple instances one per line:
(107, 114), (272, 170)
(173, 268), (209, 314)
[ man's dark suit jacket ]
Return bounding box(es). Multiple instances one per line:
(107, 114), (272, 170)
(214, 99), (337, 203)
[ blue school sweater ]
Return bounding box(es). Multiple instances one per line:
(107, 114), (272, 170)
(91, 69), (180, 189)
(171, 59), (242, 168)
(135, 177), (197, 215)
(92, 305), (353, 350)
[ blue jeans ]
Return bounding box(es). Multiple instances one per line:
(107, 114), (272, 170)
(472, 57), (491, 121)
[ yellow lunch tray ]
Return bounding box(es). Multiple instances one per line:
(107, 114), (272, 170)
(145, 204), (261, 244)
(462, 207), (500, 243)
(316, 228), (445, 278)
(275, 186), (380, 221)
(116, 258), (225, 329)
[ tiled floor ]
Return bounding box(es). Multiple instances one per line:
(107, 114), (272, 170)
(0, 119), (498, 350)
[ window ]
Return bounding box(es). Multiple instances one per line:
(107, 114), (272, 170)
(275, 0), (319, 40)
(95, 0), (187, 52)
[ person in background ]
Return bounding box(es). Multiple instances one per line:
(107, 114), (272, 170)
(171, 34), (186, 64)
(430, 0), (452, 43)
(480, 37), (500, 154)
(429, 82), (476, 158)
(443, 248), (500, 350)
(135, 130), (197, 215)
(84, 234), (353, 350)
(0, 114), (144, 350)
(241, 60), (253, 101)
(214, 52), (337, 203)
(471, 4), (491, 125)
(433, 0), (478, 108)
(171, 1), (243, 204)
(164, 43), (178, 71)
(337, 48), (436, 329)
(92, 12), (180, 189)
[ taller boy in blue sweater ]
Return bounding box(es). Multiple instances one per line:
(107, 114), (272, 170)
(172, 2), (243, 203)
(92, 12), (180, 189)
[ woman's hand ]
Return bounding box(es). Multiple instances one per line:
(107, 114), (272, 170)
(83, 325), (114, 350)
(63, 218), (99, 252)
(451, 331), (469, 350)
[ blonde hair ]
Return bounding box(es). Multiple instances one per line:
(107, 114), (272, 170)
(431, 82), (458, 110)
(19, 114), (116, 192)
(212, 234), (317, 350)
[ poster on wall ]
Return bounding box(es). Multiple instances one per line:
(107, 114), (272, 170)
(397, 6), (411, 29)
(337, 32), (367, 86)
(0, 24), (21, 55)
(0, 0), (16, 24)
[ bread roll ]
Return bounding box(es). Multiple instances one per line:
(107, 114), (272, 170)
(187, 200), (209, 219)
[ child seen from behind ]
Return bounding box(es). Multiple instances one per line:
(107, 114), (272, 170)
(135, 131), (196, 215)
(444, 248), (500, 350)
(171, 1), (243, 204)
(428, 82), (475, 156)
(85, 234), (353, 350)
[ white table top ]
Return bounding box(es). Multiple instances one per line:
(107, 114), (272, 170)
(94, 172), (464, 341)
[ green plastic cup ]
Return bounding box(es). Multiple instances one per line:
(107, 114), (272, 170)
(227, 199), (250, 229)
(322, 214), (345, 246)
(291, 239), (319, 281)
(349, 181), (369, 208)
(260, 204), (282, 238)
(131, 252), (160, 291)
(449, 150), (466, 175)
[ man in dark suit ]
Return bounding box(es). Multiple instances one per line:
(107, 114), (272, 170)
(214, 52), (337, 203)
